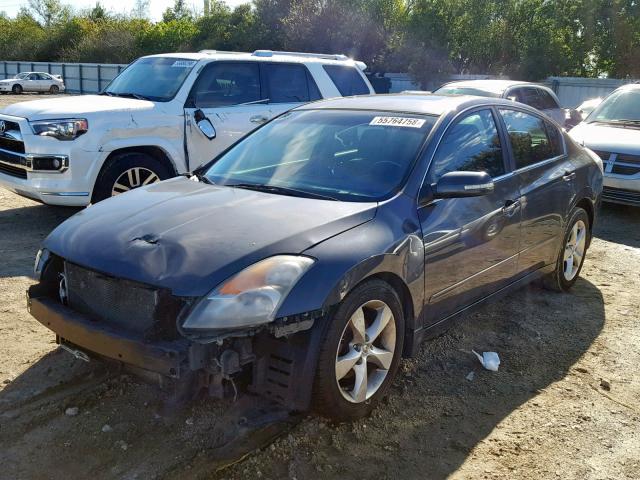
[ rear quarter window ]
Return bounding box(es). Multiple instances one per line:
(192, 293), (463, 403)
(537, 89), (560, 110)
(323, 65), (370, 96)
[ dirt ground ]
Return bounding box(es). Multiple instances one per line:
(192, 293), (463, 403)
(0, 93), (639, 480)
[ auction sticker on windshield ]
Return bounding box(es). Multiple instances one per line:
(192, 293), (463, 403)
(172, 60), (197, 68)
(369, 116), (426, 128)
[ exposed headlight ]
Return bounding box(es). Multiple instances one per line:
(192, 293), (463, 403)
(33, 248), (50, 280)
(182, 255), (315, 331)
(30, 119), (88, 140)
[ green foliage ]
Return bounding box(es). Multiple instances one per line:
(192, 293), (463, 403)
(2, 0), (640, 82)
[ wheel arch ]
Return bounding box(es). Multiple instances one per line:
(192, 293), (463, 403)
(574, 194), (595, 247)
(102, 146), (179, 176)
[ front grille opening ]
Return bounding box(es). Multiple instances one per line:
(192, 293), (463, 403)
(52, 262), (187, 341)
(0, 161), (27, 179)
(0, 136), (25, 154)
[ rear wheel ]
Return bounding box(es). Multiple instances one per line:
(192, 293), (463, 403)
(543, 207), (590, 292)
(91, 152), (173, 203)
(12, 84), (22, 94)
(49, 85), (59, 94)
(313, 279), (404, 421)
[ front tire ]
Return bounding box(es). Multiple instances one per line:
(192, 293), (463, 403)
(12, 84), (22, 94)
(91, 152), (173, 203)
(544, 207), (590, 292)
(313, 279), (404, 421)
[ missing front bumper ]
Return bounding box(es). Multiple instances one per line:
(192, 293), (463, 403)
(27, 293), (188, 378)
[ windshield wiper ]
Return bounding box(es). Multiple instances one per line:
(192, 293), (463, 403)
(227, 183), (338, 201)
(590, 119), (640, 126)
(183, 171), (214, 184)
(101, 91), (151, 101)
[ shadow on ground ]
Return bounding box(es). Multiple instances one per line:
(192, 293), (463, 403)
(0, 203), (77, 278)
(594, 203), (640, 248)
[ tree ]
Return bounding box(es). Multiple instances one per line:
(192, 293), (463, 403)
(162, 0), (193, 23)
(28, 0), (70, 27)
(131, 0), (150, 20)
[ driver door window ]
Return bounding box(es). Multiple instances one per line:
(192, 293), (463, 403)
(427, 109), (506, 184)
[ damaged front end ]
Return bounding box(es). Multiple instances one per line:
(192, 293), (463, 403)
(28, 252), (326, 410)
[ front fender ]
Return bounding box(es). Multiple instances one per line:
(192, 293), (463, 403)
(276, 195), (425, 335)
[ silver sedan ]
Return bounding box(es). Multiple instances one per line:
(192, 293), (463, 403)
(0, 72), (66, 95)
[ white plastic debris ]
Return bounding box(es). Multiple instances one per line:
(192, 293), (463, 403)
(465, 371), (475, 381)
(65, 407), (79, 416)
(472, 350), (500, 372)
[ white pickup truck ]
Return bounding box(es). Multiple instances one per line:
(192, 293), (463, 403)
(0, 50), (374, 205)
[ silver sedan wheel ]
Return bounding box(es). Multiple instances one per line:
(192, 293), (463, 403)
(112, 167), (160, 196)
(335, 299), (396, 403)
(563, 219), (587, 281)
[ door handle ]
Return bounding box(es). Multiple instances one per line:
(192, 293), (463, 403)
(250, 115), (269, 124)
(562, 170), (576, 182)
(502, 199), (520, 217)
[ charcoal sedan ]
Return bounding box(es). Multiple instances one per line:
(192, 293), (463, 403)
(28, 94), (603, 420)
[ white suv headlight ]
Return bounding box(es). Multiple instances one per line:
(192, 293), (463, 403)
(30, 119), (88, 140)
(182, 255), (315, 331)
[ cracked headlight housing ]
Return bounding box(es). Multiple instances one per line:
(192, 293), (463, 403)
(182, 255), (315, 331)
(30, 118), (88, 140)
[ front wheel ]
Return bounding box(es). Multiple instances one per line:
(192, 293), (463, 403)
(12, 84), (22, 94)
(91, 152), (173, 203)
(544, 207), (590, 292)
(313, 279), (404, 421)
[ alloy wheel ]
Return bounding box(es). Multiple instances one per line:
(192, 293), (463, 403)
(563, 219), (587, 281)
(111, 167), (160, 196)
(335, 299), (396, 403)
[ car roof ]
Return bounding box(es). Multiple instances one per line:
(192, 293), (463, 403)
(143, 50), (363, 67)
(616, 83), (640, 92)
(438, 79), (535, 94)
(296, 93), (520, 116)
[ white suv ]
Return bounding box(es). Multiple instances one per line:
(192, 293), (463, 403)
(0, 50), (373, 205)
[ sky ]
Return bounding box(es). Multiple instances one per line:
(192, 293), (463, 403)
(0, 0), (247, 20)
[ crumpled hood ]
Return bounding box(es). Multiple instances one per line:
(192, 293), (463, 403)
(44, 177), (377, 297)
(1, 94), (153, 120)
(569, 122), (640, 155)
(0, 79), (15, 84)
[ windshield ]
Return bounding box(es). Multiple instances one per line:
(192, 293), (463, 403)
(204, 110), (436, 202)
(434, 86), (500, 98)
(588, 88), (640, 123)
(103, 57), (196, 102)
(15, 73), (28, 79)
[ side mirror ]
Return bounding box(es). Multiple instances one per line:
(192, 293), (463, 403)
(194, 109), (216, 140)
(434, 171), (494, 199)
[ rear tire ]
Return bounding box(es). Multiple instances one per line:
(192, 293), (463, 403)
(313, 279), (404, 421)
(49, 85), (59, 94)
(543, 207), (590, 292)
(12, 84), (22, 94)
(91, 152), (174, 203)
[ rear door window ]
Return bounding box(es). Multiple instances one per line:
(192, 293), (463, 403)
(499, 109), (556, 168)
(191, 62), (261, 108)
(428, 109), (506, 182)
(323, 65), (370, 96)
(263, 63), (321, 103)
